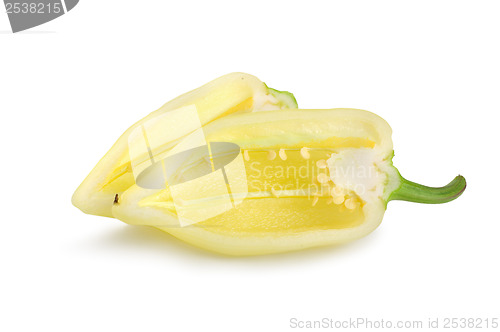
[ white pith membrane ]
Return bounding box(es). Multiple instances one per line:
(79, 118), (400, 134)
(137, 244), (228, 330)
(252, 91), (280, 111)
(326, 148), (398, 204)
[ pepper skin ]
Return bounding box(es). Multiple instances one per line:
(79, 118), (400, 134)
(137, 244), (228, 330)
(72, 73), (466, 255)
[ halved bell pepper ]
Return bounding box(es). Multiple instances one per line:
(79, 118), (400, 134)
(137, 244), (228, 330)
(72, 73), (465, 256)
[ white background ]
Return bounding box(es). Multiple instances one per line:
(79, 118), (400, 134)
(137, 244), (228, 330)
(1, 1), (499, 331)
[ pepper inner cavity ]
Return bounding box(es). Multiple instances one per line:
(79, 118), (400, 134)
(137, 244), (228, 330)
(139, 146), (366, 232)
(243, 148), (363, 210)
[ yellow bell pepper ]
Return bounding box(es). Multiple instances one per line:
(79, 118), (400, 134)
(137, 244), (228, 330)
(72, 73), (465, 255)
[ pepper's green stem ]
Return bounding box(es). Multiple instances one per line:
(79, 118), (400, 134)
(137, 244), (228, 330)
(389, 175), (466, 204)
